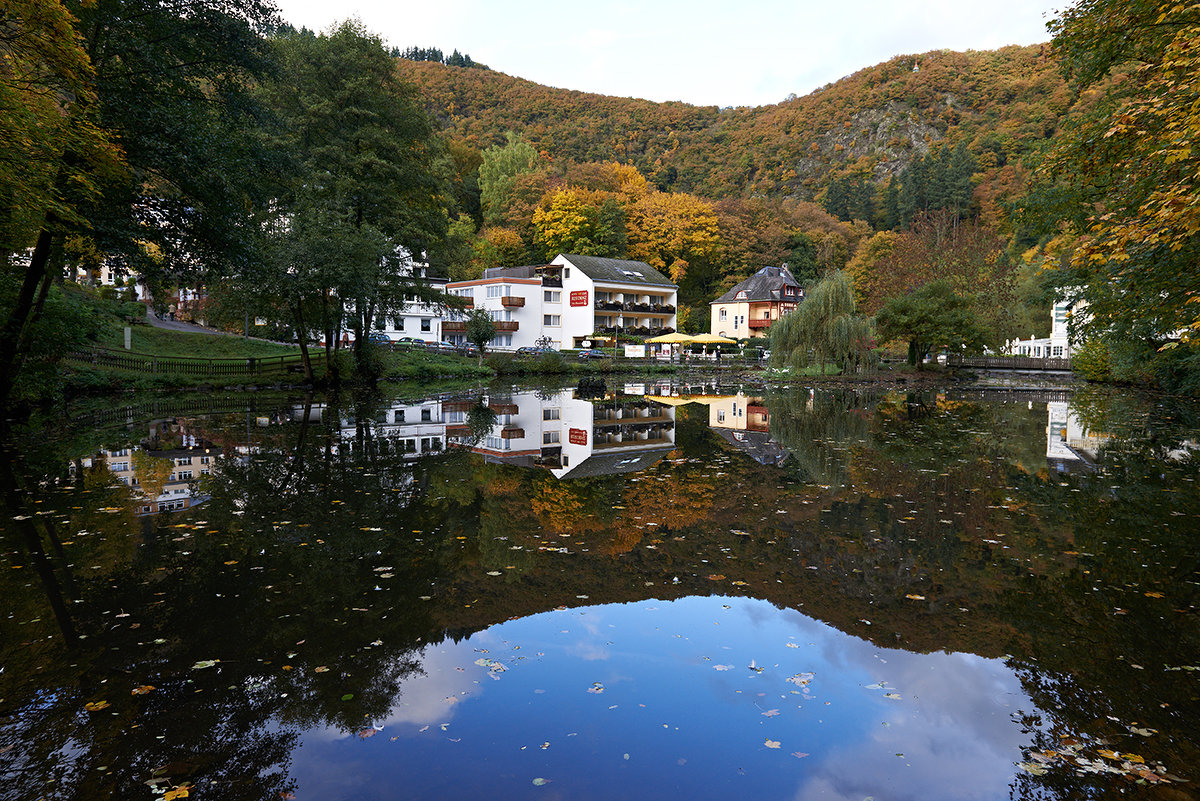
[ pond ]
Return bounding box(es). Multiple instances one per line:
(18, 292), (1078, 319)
(1, 381), (1197, 800)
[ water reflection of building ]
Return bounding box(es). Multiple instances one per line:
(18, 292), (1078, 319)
(293, 400), (446, 459)
(445, 388), (677, 478)
(702, 392), (789, 467)
(1046, 401), (1108, 471)
(646, 388), (790, 467)
(75, 419), (221, 515)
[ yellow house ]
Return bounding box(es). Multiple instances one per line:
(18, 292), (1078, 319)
(710, 265), (804, 338)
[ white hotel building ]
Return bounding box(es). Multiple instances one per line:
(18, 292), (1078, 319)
(444, 254), (678, 350)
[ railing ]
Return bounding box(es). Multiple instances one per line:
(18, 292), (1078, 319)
(541, 275), (563, 288)
(494, 320), (519, 332)
(67, 347), (320, 378)
(442, 321), (466, 333)
(500, 296), (525, 307)
(947, 355), (1073, 371)
(747, 318), (772, 329)
(594, 301), (676, 314)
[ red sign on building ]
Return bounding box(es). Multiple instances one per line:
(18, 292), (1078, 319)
(568, 428), (588, 445)
(569, 290), (589, 307)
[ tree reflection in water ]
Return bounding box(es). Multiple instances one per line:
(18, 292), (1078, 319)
(0, 384), (1195, 800)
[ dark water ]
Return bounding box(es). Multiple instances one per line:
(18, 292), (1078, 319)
(1, 381), (1197, 800)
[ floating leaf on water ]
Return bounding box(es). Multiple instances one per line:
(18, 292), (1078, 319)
(486, 571), (502, 576)
(191, 660), (219, 670)
(340, 693), (354, 702)
(761, 709), (780, 717)
(1018, 762), (1048, 776)
(531, 777), (549, 786)
(314, 666), (329, 673)
(905, 594), (926, 601)
(883, 693), (902, 700)
(587, 682), (605, 694)
(714, 665), (733, 671)
(131, 685), (155, 695)
(764, 739), (781, 749)
(84, 701), (110, 711)
(791, 752), (809, 758)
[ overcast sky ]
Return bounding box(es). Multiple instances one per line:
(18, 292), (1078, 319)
(272, 0), (1063, 108)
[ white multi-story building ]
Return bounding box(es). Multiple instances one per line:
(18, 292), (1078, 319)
(1008, 298), (1087, 359)
(444, 254), (678, 351)
(370, 258), (448, 344)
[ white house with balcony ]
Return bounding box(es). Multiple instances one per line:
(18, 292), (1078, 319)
(370, 256), (448, 344)
(444, 254), (678, 351)
(1007, 298), (1087, 359)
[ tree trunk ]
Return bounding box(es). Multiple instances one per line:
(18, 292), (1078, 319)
(0, 225), (54, 409)
(292, 301), (314, 383)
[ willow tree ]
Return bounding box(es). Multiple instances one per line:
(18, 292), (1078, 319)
(768, 270), (874, 374)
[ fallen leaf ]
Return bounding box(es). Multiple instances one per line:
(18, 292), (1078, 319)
(761, 709), (780, 717)
(84, 701), (110, 712)
(131, 686), (155, 696)
(764, 739), (781, 749)
(532, 777), (549, 786)
(905, 594), (925, 601)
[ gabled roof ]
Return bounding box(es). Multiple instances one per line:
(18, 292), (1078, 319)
(711, 265), (803, 305)
(555, 254), (677, 289)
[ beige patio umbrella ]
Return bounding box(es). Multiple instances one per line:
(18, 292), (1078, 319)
(645, 332), (694, 344)
(689, 332), (735, 359)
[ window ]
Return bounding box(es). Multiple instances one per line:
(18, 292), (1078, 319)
(543, 408), (560, 420)
(394, 317), (405, 331)
(421, 408), (432, 422)
(718, 410), (726, 423)
(544, 314), (561, 327)
(544, 290), (561, 303)
(177, 470), (193, 481)
(485, 436), (511, 450)
(736, 290), (748, 299)
(543, 431), (561, 444)
(719, 308), (727, 321)
(564, 268), (570, 278)
(176, 457), (192, 466)
(448, 411), (465, 423)
(420, 318), (431, 332)
(763, 311), (771, 319)
(486, 284), (509, 298)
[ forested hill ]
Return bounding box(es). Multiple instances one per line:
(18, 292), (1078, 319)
(397, 44), (1071, 204)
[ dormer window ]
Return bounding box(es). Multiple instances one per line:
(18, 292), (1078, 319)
(735, 291), (748, 300)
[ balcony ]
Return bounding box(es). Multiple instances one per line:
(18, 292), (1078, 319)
(500, 296), (525, 308)
(442, 320), (466, 333)
(495, 320), (519, 332)
(443, 400), (473, 412)
(593, 300), (676, 315)
(541, 275), (563, 288)
(487, 402), (518, 415)
(499, 426), (524, 439)
(748, 318), (773, 329)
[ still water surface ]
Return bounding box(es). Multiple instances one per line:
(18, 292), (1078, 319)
(1, 381), (1197, 800)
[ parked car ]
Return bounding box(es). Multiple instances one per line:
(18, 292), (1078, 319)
(456, 342), (479, 356)
(367, 332), (392, 345)
(576, 348), (609, 360)
(515, 346), (556, 357)
(395, 336), (427, 348)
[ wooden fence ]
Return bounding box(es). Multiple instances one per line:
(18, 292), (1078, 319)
(67, 347), (319, 379)
(947, 354), (1073, 371)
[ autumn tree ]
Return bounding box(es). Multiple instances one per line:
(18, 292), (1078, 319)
(1038, 0), (1200, 387)
(479, 132), (542, 226)
(531, 188), (626, 260)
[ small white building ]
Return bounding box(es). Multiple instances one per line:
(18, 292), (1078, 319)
(1008, 298), (1087, 359)
(370, 257), (449, 344)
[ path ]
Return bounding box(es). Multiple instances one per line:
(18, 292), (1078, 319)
(143, 306), (291, 346)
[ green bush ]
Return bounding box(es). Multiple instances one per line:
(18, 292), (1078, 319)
(1070, 340), (1113, 382)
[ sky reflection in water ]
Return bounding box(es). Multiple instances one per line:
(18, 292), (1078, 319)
(294, 596), (1028, 801)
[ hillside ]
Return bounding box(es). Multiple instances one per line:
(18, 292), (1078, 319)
(397, 44), (1073, 207)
